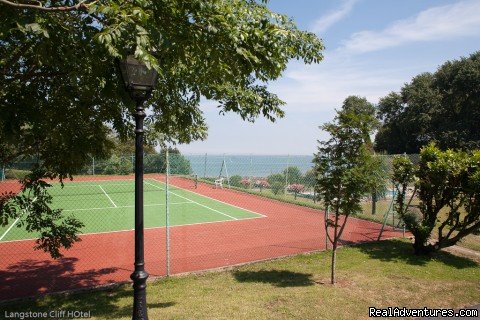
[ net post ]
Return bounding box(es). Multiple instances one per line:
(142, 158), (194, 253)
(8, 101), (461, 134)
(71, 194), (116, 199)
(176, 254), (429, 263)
(165, 148), (171, 277)
(377, 181), (396, 241)
(92, 157), (95, 175)
(0, 166), (5, 181)
(250, 154), (253, 189)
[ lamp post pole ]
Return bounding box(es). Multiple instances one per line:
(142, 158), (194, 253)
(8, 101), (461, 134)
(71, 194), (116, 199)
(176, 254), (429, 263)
(131, 99), (148, 320)
(118, 54), (158, 320)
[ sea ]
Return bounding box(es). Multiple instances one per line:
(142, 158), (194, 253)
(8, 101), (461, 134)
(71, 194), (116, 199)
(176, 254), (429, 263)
(184, 154), (315, 178)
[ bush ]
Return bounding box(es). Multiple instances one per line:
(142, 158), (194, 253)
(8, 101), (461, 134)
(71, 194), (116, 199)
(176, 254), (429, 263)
(283, 166), (302, 184)
(229, 175), (242, 188)
(271, 182), (285, 195)
(103, 155), (132, 175)
(240, 178), (251, 189)
(267, 173), (284, 185)
(287, 184), (305, 199)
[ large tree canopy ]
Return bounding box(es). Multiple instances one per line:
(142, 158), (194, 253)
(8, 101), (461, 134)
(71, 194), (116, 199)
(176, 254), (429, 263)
(375, 51), (480, 154)
(1, 0), (324, 172)
(0, 0), (324, 257)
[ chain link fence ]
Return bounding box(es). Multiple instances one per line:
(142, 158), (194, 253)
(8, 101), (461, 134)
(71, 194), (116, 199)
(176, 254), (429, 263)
(0, 153), (414, 301)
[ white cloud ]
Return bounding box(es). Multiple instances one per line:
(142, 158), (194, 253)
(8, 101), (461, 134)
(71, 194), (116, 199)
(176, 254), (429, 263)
(268, 55), (410, 115)
(312, 0), (359, 33)
(341, 0), (480, 54)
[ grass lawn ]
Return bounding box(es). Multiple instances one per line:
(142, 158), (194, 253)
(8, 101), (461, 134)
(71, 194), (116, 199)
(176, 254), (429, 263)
(2, 239), (479, 320)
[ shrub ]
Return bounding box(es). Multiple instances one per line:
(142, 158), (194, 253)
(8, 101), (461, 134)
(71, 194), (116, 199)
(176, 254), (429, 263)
(229, 175), (242, 188)
(240, 178), (251, 189)
(267, 173), (284, 185)
(271, 182), (285, 195)
(393, 143), (480, 254)
(287, 184), (305, 199)
(254, 179), (269, 192)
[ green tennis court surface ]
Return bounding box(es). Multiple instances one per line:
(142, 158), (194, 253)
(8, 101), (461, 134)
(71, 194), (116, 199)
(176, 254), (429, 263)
(0, 179), (263, 242)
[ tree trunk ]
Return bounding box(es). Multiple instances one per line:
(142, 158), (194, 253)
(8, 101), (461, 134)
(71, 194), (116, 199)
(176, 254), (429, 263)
(412, 236), (435, 255)
(331, 242), (337, 284)
(371, 192), (377, 215)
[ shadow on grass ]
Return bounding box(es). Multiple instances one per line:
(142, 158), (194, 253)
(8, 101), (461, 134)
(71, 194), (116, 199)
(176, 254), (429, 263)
(357, 239), (479, 268)
(233, 270), (315, 287)
(1, 286), (175, 319)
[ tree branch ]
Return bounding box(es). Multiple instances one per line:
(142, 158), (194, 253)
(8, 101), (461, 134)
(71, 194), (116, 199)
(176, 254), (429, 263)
(0, 0), (92, 12)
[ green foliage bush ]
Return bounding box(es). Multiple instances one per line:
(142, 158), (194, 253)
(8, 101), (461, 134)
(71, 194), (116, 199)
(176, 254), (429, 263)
(267, 173), (284, 185)
(102, 155), (132, 175)
(271, 182), (285, 195)
(393, 143), (480, 254)
(229, 175), (242, 188)
(283, 166), (302, 184)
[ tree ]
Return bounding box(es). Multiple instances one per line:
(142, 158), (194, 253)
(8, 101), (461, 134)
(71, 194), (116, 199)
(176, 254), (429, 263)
(0, 0), (324, 257)
(287, 184), (304, 200)
(240, 178), (251, 189)
(392, 144), (480, 255)
(166, 149), (191, 175)
(270, 182), (284, 195)
(302, 169), (316, 188)
(375, 52), (480, 154)
(314, 96), (380, 284)
(283, 166), (302, 184)
(144, 148), (191, 174)
(267, 173), (285, 185)
(110, 136), (156, 155)
(103, 155), (133, 175)
(254, 179), (269, 192)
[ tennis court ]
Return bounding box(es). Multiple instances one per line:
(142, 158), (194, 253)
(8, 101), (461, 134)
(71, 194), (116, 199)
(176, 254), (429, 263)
(0, 178), (264, 242)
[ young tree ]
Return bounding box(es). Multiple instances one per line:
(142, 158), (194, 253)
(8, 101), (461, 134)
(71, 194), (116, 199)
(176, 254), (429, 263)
(283, 166), (302, 184)
(314, 96), (380, 284)
(254, 179), (269, 192)
(0, 0), (324, 257)
(393, 144), (480, 255)
(287, 184), (305, 200)
(240, 178), (251, 189)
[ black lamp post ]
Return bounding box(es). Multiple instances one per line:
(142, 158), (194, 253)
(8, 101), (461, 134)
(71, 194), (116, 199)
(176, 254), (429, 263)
(118, 55), (158, 320)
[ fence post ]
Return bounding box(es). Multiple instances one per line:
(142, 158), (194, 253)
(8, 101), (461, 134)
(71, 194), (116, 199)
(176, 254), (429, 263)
(166, 149), (171, 277)
(285, 154), (290, 193)
(1, 166), (5, 181)
(250, 154), (253, 188)
(203, 153), (207, 178)
(92, 157), (95, 175)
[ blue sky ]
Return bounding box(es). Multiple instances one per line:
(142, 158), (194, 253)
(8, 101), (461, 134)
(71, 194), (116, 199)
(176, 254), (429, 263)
(178, 0), (480, 155)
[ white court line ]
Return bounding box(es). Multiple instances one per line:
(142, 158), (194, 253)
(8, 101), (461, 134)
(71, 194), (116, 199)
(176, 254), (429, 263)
(144, 181), (239, 220)
(150, 178), (266, 218)
(63, 201), (192, 212)
(0, 216), (21, 241)
(52, 183), (135, 189)
(0, 196), (37, 241)
(98, 185), (117, 208)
